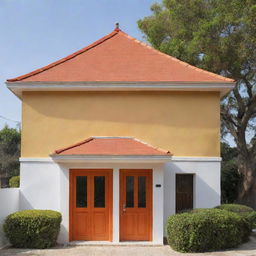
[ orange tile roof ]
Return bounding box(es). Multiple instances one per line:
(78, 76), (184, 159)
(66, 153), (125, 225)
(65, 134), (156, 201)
(54, 137), (171, 156)
(7, 27), (234, 83)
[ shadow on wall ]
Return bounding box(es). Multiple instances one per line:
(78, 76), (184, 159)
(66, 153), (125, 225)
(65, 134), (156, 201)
(0, 223), (7, 248)
(12, 191), (68, 245)
(19, 187), (68, 244)
(24, 91), (218, 128)
(58, 166), (69, 244)
(19, 192), (33, 210)
(163, 161), (221, 233)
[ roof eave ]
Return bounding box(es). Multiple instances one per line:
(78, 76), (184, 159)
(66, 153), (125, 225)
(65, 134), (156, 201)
(50, 154), (173, 163)
(6, 81), (236, 99)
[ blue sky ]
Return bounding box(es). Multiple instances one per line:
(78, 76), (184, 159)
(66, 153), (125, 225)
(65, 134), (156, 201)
(0, 0), (158, 129)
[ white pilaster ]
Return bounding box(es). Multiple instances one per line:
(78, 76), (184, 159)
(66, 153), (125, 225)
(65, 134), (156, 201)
(153, 165), (164, 244)
(112, 168), (120, 242)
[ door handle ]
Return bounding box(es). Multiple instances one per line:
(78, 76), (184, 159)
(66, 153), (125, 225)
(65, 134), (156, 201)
(122, 204), (126, 214)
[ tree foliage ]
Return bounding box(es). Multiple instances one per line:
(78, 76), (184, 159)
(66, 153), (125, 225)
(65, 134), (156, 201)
(221, 143), (240, 203)
(138, 0), (256, 208)
(0, 126), (21, 181)
(9, 176), (20, 188)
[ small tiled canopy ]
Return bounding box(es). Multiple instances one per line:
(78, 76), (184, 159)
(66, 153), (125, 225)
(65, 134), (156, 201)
(54, 137), (171, 156)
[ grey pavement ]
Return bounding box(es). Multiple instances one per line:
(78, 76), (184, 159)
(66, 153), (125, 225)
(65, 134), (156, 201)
(1, 236), (256, 256)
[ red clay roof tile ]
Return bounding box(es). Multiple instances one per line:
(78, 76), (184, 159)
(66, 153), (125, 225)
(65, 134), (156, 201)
(7, 28), (234, 83)
(54, 137), (171, 156)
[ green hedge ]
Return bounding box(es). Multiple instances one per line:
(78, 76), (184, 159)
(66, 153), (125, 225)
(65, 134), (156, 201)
(9, 176), (20, 188)
(166, 208), (250, 252)
(216, 204), (256, 229)
(4, 210), (62, 249)
(216, 204), (254, 215)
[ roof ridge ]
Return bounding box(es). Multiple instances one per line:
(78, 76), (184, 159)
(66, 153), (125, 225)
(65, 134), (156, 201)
(118, 31), (234, 83)
(7, 30), (119, 82)
(133, 138), (171, 155)
(55, 137), (94, 154)
(91, 136), (134, 139)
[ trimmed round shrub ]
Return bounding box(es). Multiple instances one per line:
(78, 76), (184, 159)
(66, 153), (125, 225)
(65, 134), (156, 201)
(216, 204), (256, 229)
(9, 176), (20, 188)
(4, 210), (62, 249)
(166, 209), (249, 252)
(216, 204), (254, 215)
(246, 211), (256, 229)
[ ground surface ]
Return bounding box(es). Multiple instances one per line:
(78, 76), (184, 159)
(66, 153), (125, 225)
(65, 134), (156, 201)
(1, 236), (256, 256)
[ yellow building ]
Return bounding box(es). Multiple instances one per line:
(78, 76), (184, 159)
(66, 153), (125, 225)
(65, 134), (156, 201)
(7, 26), (234, 244)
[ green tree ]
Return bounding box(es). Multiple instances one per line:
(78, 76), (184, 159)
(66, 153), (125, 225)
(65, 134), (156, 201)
(221, 142), (240, 203)
(0, 126), (21, 185)
(138, 0), (256, 208)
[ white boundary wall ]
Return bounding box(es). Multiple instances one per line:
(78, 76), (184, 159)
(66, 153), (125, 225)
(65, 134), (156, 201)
(0, 188), (20, 248)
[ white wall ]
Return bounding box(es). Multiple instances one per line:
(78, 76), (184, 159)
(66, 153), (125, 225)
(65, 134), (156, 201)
(152, 165), (164, 244)
(20, 160), (165, 244)
(163, 158), (221, 235)
(20, 160), (63, 242)
(0, 188), (20, 248)
(20, 161), (60, 211)
(19, 157), (221, 244)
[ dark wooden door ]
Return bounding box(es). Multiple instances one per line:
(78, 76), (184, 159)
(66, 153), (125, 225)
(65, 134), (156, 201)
(176, 174), (193, 213)
(120, 169), (152, 241)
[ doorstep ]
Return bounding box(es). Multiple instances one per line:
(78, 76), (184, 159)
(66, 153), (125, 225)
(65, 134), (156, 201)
(68, 241), (163, 247)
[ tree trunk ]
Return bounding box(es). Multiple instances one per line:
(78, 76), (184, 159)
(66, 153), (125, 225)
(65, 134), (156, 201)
(237, 157), (256, 209)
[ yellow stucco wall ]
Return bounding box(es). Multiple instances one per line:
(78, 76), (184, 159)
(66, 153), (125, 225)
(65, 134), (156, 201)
(21, 91), (220, 157)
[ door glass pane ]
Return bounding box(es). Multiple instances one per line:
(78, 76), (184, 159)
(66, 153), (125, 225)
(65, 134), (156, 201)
(138, 176), (146, 208)
(126, 176), (134, 208)
(94, 176), (105, 208)
(76, 176), (87, 208)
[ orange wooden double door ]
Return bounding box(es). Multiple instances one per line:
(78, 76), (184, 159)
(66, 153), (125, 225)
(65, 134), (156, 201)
(120, 169), (153, 241)
(70, 169), (152, 241)
(70, 169), (113, 241)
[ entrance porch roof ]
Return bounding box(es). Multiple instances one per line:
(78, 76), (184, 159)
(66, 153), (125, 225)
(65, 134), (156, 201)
(51, 137), (172, 163)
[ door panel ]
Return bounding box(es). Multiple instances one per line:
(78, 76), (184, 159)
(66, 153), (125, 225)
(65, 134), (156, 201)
(70, 169), (112, 241)
(176, 174), (194, 213)
(75, 212), (90, 238)
(120, 169), (152, 241)
(92, 212), (106, 235)
(138, 213), (147, 235)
